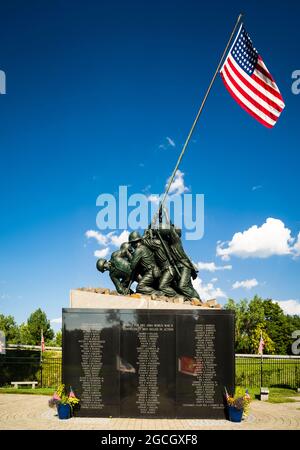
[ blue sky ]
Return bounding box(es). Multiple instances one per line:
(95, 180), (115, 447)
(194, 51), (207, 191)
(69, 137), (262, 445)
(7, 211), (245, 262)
(0, 0), (299, 330)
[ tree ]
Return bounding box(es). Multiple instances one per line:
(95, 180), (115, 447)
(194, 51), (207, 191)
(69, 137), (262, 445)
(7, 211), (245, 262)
(224, 298), (250, 353)
(26, 309), (54, 345)
(0, 314), (19, 343)
(249, 324), (275, 354)
(55, 331), (62, 347)
(18, 323), (32, 345)
(225, 296), (299, 354)
(248, 295), (265, 328)
(224, 296), (267, 353)
(288, 314), (300, 331)
(262, 299), (291, 354)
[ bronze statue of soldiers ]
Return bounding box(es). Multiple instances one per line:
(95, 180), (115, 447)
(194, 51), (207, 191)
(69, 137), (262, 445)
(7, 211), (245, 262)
(162, 224), (200, 300)
(111, 242), (133, 261)
(128, 231), (162, 296)
(142, 228), (178, 297)
(96, 253), (132, 295)
(96, 223), (201, 301)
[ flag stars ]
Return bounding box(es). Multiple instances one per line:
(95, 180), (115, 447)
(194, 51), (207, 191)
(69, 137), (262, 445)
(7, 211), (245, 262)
(231, 26), (258, 74)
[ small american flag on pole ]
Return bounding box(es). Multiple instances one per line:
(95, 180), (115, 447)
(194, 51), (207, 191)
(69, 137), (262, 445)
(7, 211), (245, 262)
(258, 331), (265, 355)
(220, 24), (285, 128)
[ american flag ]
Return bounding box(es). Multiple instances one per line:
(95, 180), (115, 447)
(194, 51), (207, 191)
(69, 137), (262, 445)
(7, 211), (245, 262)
(52, 392), (61, 401)
(69, 386), (76, 398)
(220, 24), (285, 128)
(224, 387), (230, 401)
(258, 331), (265, 355)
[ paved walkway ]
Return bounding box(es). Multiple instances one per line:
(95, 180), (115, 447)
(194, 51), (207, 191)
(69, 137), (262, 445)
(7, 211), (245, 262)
(0, 394), (300, 430)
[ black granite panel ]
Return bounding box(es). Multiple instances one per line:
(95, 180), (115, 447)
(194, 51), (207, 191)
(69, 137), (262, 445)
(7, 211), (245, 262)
(62, 308), (234, 418)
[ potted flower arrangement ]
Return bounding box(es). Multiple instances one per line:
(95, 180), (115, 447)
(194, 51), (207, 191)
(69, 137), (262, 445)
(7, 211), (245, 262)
(48, 384), (80, 420)
(224, 387), (251, 422)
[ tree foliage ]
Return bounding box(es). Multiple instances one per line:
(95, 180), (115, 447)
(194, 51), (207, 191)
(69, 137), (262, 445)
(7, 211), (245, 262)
(248, 324), (275, 354)
(55, 331), (62, 347)
(0, 309), (55, 346)
(26, 308), (54, 345)
(224, 296), (299, 354)
(0, 314), (19, 343)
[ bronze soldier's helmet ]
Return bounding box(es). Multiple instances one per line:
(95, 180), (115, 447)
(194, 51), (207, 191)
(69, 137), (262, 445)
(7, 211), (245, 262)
(96, 258), (107, 273)
(128, 231), (142, 243)
(120, 242), (131, 251)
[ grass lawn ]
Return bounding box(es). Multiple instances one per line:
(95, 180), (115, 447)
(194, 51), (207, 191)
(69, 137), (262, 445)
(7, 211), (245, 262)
(0, 387), (53, 395)
(237, 386), (300, 403)
(1, 386), (299, 404)
(236, 357), (300, 388)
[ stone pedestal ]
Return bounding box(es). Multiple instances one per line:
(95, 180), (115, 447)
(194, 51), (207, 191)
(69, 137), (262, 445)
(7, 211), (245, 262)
(62, 290), (235, 418)
(69, 289), (219, 310)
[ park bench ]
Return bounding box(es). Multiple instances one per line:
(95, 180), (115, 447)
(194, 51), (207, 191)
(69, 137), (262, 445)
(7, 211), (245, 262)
(11, 381), (38, 389)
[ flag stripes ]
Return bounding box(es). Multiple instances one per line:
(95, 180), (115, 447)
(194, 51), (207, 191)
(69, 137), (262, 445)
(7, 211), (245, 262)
(220, 24), (285, 127)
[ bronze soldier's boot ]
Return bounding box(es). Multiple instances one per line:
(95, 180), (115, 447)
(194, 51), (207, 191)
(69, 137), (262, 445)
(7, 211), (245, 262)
(177, 266), (200, 300)
(158, 269), (178, 297)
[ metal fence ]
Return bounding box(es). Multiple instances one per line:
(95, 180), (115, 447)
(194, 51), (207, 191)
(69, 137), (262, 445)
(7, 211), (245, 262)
(0, 355), (299, 389)
(0, 357), (61, 388)
(236, 355), (300, 388)
(40, 358), (62, 388)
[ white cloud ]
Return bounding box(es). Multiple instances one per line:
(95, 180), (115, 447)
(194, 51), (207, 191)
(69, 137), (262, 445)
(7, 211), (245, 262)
(195, 261), (232, 272)
(85, 229), (130, 258)
(94, 248), (109, 258)
(147, 170), (188, 207)
(252, 185), (262, 191)
(166, 169), (189, 196)
(232, 278), (258, 290)
(211, 277), (218, 283)
(86, 230), (129, 247)
(142, 184), (151, 193)
(85, 230), (108, 246)
(192, 277), (227, 301)
(274, 299), (300, 315)
(293, 232), (300, 256)
(147, 194), (160, 205)
(50, 317), (62, 324)
(159, 136), (176, 149)
(146, 170), (189, 219)
(166, 136), (175, 147)
(110, 230), (130, 247)
(217, 218), (298, 260)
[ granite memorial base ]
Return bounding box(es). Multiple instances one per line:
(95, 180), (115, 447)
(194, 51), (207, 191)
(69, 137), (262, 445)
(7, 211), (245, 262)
(62, 301), (235, 419)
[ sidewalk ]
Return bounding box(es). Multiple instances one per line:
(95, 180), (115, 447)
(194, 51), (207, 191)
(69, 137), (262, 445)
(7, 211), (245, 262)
(1, 394), (300, 430)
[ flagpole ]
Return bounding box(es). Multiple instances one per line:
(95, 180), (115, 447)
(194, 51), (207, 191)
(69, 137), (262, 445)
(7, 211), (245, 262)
(40, 328), (43, 388)
(260, 330), (263, 388)
(260, 352), (263, 388)
(40, 328), (43, 364)
(40, 328), (42, 364)
(157, 13), (243, 217)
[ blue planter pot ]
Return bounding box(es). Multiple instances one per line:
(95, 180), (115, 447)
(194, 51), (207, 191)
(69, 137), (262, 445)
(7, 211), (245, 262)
(228, 406), (243, 422)
(57, 403), (71, 420)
